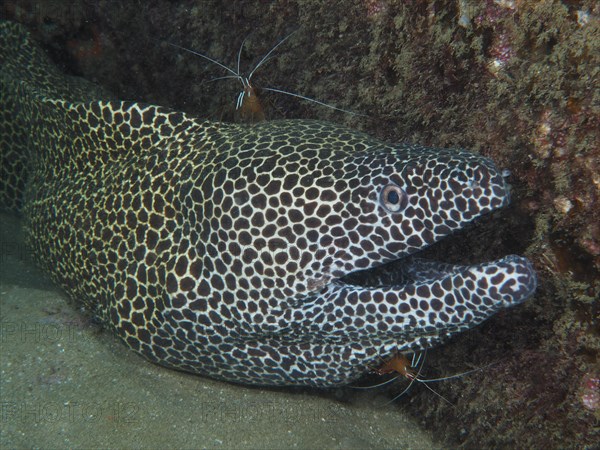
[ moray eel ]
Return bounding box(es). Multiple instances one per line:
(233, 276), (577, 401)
(0, 22), (536, 387)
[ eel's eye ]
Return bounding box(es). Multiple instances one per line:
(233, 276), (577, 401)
(380, 184), (408, 213)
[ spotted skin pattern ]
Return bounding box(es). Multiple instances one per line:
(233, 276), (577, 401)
(0, 22), (536, 387)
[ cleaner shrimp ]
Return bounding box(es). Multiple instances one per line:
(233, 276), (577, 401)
(164, 31), (362, 122)
(353, 350), (492, 407)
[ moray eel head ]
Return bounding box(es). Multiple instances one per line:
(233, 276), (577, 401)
(169, 120), (537, 386)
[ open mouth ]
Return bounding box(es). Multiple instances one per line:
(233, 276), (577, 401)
(325, 249), (537, 359)
(337, 205), (537, 310)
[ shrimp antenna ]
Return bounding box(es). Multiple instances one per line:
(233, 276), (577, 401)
(164, 41), (240, 79)
(418, 379), (456, 408)
(237, 34), (251, 76)
(350, 375), (401, 390)
(202, 75), (241, 85)
(419, 362), (496, 383)
(248, 30), (297, 80)
(262, 87), (366, 116)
